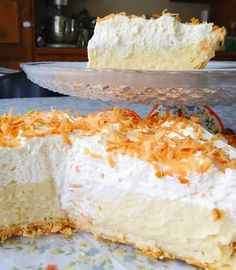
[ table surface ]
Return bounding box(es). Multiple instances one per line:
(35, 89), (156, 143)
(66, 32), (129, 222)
(0, 96), (235, 270)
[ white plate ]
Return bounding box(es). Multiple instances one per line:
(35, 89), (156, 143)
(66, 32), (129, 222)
(21, 61), (236, 106)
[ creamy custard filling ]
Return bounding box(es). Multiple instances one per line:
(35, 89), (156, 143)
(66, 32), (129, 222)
(88, 43), (214, 70)
(72, 196), (236, 268)
(0, 179), (66, 229)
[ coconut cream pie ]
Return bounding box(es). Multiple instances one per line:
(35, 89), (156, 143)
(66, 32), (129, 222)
(88, 12), (226, 70)
(0, 108), (236, 270)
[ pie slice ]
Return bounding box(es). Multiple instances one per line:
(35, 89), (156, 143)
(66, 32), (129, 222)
(88, 12), (226, 70)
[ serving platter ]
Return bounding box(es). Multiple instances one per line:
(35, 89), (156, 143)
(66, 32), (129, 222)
(21, 61), (236, 106)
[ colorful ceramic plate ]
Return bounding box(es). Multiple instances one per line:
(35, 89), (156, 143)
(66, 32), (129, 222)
(146, 104), (224, 134)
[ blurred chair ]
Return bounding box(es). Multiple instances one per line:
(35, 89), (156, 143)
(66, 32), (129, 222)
(0, 72), (65, 99)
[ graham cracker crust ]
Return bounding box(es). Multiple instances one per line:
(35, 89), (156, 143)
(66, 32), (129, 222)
(1, 218), (234, 269)
(95, 233), (235, 270)
(94, 232), (208, 270)
(0, 218), (76, 244)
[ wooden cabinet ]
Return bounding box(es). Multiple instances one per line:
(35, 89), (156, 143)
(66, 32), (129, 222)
(0, 0), (35, 68)
(214, 51), (236, 61)
(211, 0), (236, 29)
(35, 47), (88, 62)
(0, 0), (87, 69)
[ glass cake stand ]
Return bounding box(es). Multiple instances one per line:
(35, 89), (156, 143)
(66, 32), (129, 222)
(21, 61), (236, 106)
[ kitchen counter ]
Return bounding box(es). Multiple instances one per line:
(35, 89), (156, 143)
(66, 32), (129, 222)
(0, 96), (236, 131)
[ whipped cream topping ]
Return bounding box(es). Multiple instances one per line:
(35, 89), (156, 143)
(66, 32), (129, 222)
(88, 15), (216, 54)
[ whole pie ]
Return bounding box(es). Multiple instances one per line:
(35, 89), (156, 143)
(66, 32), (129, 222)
(0, 108), (236, 270)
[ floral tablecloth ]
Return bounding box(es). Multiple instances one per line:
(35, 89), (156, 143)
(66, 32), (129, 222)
(0, 232), (198, 270)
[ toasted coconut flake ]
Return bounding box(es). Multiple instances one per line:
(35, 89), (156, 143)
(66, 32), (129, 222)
(83, 147), (103, 160)
(75, 165), (80, 173)
(155, 170), (165, 178)
(179, 177), (190, 185)
(107, 155), (116, 168)
(69, 183), (83, 189)
(212, 208), (222, 221)
(59, 119), (72, 145)
(188, 18), (200, 25)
